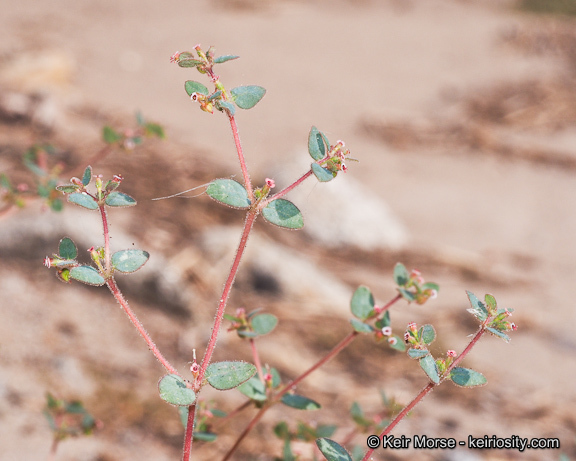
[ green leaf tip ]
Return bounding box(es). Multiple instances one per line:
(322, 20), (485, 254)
(308, 126), (326, 161)
(82, 166), (92, 186)
(185, 80), (209, 97)
(262, 199), (304, 229)
(69, 266), (106, 286)
(350, 286), (375, 320)
(105, 191), (137, 207)
(58, 237), (78, 260)
(450, 367), (487, 387)
(419, 354), (440, 384)
(68, 192), (98, 210)
(158, 374), (196, 406)
(311, 162), (335, 182)
(281, 394), (321, 410)
(251, 313), (278, 336)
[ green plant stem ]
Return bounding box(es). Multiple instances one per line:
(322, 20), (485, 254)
(182, 402), (197, 461)
(196, 210), (258, 389)
(361, 326), (486, 461)
(106, 276), (180, 376)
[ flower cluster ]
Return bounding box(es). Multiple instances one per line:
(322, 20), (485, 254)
(394, 263), (439, 305)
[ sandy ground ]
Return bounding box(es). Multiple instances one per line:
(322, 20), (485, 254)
(1, 0), (576, 460)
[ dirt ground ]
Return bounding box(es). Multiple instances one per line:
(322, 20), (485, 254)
(1, 1), (575, 460)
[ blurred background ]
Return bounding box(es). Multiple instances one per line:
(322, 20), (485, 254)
(1, 0), (575, 459)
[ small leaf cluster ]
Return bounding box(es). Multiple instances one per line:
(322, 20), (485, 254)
(404, 321), (486, 387)
(308, 127), (353, 182)
(172, 45), (265, 115)
(349, 285), (405, 351)
(206, 177), (304, 229)
(102, 112), (165, 150)
(44, 393), (99, 442)
(394, 263), (439, 304)
(467, 291), (517, 342)
(1, 144), (64, 212)
(225, 308), (278, 338)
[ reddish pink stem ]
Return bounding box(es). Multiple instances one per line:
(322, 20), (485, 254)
(228, 116), (254, 201)
(106, 277), (180, 376)
(250, 338), (265, 382)
(361, 327), (486, 460)
(99, 205), (111, 272)
(196, 211), (258, 389)
(263, 170), (313, 206)
(181, 403), (197, 461)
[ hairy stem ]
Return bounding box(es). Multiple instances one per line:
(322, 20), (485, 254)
(181, 402), (197, 461)
(361, 327), (487, 460)
(99, 205), (111, 272)
(250, 338), (265, 382)
(106, 277), (180, 376)
(196, 211), (258, 388)
(228, 116), (254, 201)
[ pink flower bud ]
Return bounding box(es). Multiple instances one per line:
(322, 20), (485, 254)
(388, 337), (398, 346)
(190, 362), (200, 374)
(381, 326), (392, 336)
(44, 257), (52, 268)
(170, 51), (181, 63)
(265, 178), (275, 188)
(407, 322), (417, 332)
(447, 350), (457, 358)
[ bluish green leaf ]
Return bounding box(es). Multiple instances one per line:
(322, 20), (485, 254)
(350, 286), (375, 320)
(185, 80), (209, 96)
(375, 311), (391, 329)
(178, 58), (203, 68)
(398, 287), (415, 302)
(388, 335), (406, 352)
(408, 348), (429, 359)
(450, 367), (487, 387)
(270, 367), (282, 388)
(311, 163), (335, 182)
(315, 438), (352, 461)
(213, 55), (239, 64)
(350, 318), (374, 334)
(206, 361), (257, 390)
(158, 374), (196, 406)
(308, 126), (326, 161)
(394, 263), (410, 286)
(58, 237), (77, 259)
(68, 192), (98, 210)
(419, 324), (436, 345)
(105, 191), (137, 207)
(251, 313), (278, 336)
(237, 376), (267, 401)
(281, 394), (321, 410)
(467, 291), (489, 321)
(316, 425), (338, 439)
(230, 85), (266, 109)
(111, 249), (149, 273)
(50, 198), (64, 212)
(206, 179), (250, 209)
(262, 199), (303, 229)
(419, 354), (440, 384)
(350, 402), (370, 426)
(69, 266), (105, 286)
(485, 326), (511, 343)
(82, 166), (92, 186)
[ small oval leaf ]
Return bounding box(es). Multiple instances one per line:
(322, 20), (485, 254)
(311, 163), (335, 182)
(315, 438), (352, 461)
(206, 361), (257, 390)
(158, 374), (196, 406)
(59, 237), (78, 260)
(105, 191), (137, 207)
(450, 367), (487, 387)
(394, 263), (410, 286)
(111, 249), (150, 273)
(185, 80), (209, 97)
(419, 354), (440, 384)
(420, 324), (436, 345)
(230, 85), (266, 109)
(308, 126), (326, 161)
(56, 184), (80, 193)
(262, 199), (303, 229)
(251, 314), (278, 336)
(216, 100), (236, 116)
(69, 266), (106, 286)
(206, 179), (250, 209)
(68, 192), (98, 210)
(281, 394), (321, 410)
(82, 166), (92, 186)
(350, 286), (375, 320)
